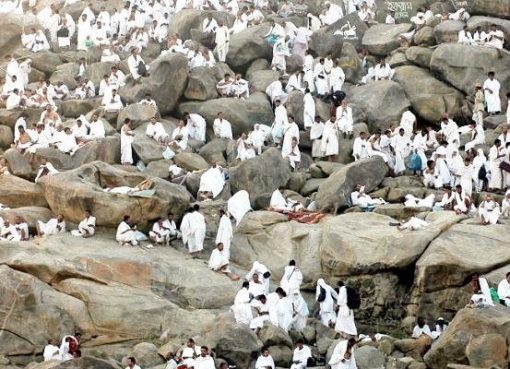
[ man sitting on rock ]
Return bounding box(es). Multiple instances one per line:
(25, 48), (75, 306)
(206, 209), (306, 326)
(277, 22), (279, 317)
(116, 215), (138, 247)
(36, 214), (66, 238)
(350, 184), (387, 210)
(208, 242), (240, 280)
(71, 210), (96, 238)
(146, 116), (169, 144)
(149, 217), (172, 246)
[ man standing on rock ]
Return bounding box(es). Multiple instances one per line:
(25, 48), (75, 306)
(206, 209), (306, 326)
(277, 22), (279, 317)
(180, 205), (206, 255)
(483, 71), (501, 115)
(215, 21), (230, 63)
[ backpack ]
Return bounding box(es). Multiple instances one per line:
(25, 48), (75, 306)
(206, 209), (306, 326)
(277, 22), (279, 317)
(490, 287), (500, 305)
(137, 60), (147, 76)
(478, 165), (487, 180)
(317, 286), (326, 302)
(346, 286), (361, 309)
(409, 152), (422, 172)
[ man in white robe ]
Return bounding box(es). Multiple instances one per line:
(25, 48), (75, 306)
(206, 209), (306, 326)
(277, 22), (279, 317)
(116, 215), (138, 246)
(272, 99), (288, 145)
(209, 243), (239, 281)
(291, 290), (309, 331)
(483, 71), (501, 114)
(353, 132), (368, 161)
(486, 24), (505, 49)
(316, 278), (338, 327)
(231, 281), (253, 324)
(321, 116), (339, 160)
(399, 110), (416, 139)
(336, 100), (354, 139)
(270, 187), (302, 212)
(71, 210), (96, 238)
(146, 117), (168, 143)
(255, 348), (275, 369)
(77, 14), (92, 50)
(303, 89), (315, 129)
(43, 340), (60, 361)
(280, 260), (303, 295)
(227, 190), (252, 225)
(246, 261), (271, 295)
(181, 205), (206, 254)
(335, 281), (357, 336)
(128, 48), (148, 80)
(478, 194), (500, 225)
(290, 340), (312, 369)
(215, 209), (233, 257)
(497, 272), (510, 307)
(311, 117), (325, 159)
(149, 218), (172, 245)
(488, 139), (504, 190)
(276, 288), (294, 332)
(36, 215), (66, 237)
(199, 165), (225, 199)
(184, 112), (207, 142)
(213, 112), (233, 139)
(215, 22), (230, 62)
(320, 1), (343, 25)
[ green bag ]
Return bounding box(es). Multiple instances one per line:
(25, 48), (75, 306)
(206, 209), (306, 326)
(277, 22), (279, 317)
(490, 287), (500, 304)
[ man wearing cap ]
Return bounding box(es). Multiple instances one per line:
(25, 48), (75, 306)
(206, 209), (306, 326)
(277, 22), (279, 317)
(473, 82), (485, 126)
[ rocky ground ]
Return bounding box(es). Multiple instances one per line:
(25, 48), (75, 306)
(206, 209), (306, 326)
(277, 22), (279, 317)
(0, 0), (510, 368)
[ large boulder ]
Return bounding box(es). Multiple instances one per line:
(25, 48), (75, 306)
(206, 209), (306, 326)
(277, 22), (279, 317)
(309, 13), (368, 57)
(433, 20), (464, 44)
(33, 136), (121, 171)
(393, 66), (464, 122)
(168, 9), (234, 41)
(0, 125), (13, 149)
(424, 307), (510, 369)
(248, 69), (280, 93)
(38, 161), (192, 227)
(429, 44), (510, 96)
(414, 223), (510, 293)
(3, 148), (32, 178)
(84, 61), (129, 86)
(174, 152), (210, 171)
(119, 53), (189, 115)
(229, 148), (291, 203)
(315, 157), (388, 212)
(348, 81), (411, 131)
(362, 23), (413, 56)
(0, 175), (48, 208)
(225, 24), (272, 71)
(405, 46), (433, 68)
(178, 92), (273, 138)
(184, 66), (221, 101)
(320, 212), (464, 276)
(0, 264), (93, 357)
(49, 63), (80, 90)
(60, 98), (103, 118)
(471, 0), (510, 20)
(198, 139), (229, 166)
(201, 315), (262, 368)
(116, 104), (159, 130)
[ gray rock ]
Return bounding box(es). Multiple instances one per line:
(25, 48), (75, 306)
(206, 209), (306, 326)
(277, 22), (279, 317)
(393, 66), (463, 123)
(119, 53), (188, 115)
(362, 23), (413, 56)
(405, 47), (433, 68)
(225, 24), (272, 71)
(348, 81), (411, 131)
(315, 157), (387, 212)
(433, 20), (464, 44)
(229, 148), (291, 203)
(355, 345), (387, 369)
